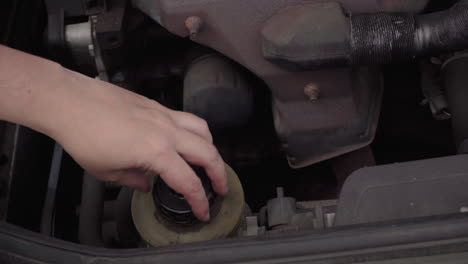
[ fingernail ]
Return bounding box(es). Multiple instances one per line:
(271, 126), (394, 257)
(221, 185), (228, 196)
(214, 183), (227, 196)
(221, 172), (229, 195)
(222, 179), (229, 195)
(203, 212), (210, 222)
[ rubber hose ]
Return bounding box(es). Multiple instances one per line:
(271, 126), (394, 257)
(350, 0), (468, 65)
(272, 0), (468, 69)
(443, 54), (468, 154)
(115, 187), (139, 246)
(78, 173), (106, 247)
(183, 54), (254, 131)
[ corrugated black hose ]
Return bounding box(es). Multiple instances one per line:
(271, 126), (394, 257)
(263, 0), (468, 69)
(350, 0), (468, 65)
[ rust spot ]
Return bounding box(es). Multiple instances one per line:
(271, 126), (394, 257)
(304, 83), (320, 101)
(185, 16), (204, 38)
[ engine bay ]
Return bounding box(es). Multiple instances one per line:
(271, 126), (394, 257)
(1, 0), (468, 256)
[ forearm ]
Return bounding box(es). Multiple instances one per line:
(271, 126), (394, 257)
(0, 45), (70, 136)
(0, 46), (228, 220)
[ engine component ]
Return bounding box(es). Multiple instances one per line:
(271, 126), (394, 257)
(335, 155), (468, 225)
(244, 188), (336, 236)
(78, 173), (106, 247)
(183, 54), (254, 131)
(273, 67), (383, 167)
(114, 187), (139, 247)
(151, 0), (403, 168)
(131, 164), (245, 246)
(153, 165), (217, 225)
(443, 52), (468, 154)
(377, 0), (430, 12)
(7, 214), (468, 263)
(131, 0), (161, 24)
(45, 0), (126, 79)
(9, 0), (468, 260)
(64, 21), (95, 72)
(39, 143), (63, 236)
(262, 0), (468, 70)
(266, 188), (296, 228)
(420, 60), (451, 121)
(261, 2), (350, 70)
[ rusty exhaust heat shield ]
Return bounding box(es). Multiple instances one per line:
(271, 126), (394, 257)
(135, 0), (428, 168)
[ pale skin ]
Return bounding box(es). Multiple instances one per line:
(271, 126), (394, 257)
(0, 45), (228, 221)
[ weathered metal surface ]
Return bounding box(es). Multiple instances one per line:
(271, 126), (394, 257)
(155, 0), (422, 167)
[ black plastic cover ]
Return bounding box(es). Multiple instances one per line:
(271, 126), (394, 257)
(336, 155), (468, 225)
(262, 2), (350, 71)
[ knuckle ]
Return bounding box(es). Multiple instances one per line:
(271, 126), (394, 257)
(156, 117), (177, 132)
(149, 118), (179, 141)
(146, 141), (173, 161)
(148, 110), (174, 128)
(165, 123), (179, 137)
(156, 146), (173, 159)
(184, 177), (203, 196)
(205, 145), (221, 163)
(183, 112), (199, 121)
(198, 120), (212, 139)
(185, 113), (210, 132)
(198, 118), (210, 132)
(144, 98), (161, 108)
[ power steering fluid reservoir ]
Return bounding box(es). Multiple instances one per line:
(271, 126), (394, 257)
(131, 164), (245, 246)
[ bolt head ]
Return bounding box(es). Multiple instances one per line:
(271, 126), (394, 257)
(304, 83), (320, 101)
(185, 16), (204, 38)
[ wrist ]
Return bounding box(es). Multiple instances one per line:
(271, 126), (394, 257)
(24, 62), (72, 138)
(0, 46), (71, 138)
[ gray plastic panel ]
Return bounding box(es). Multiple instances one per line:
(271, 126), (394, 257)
(336, 155), (468, 225)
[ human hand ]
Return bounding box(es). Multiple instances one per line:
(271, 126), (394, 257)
(47, 69), (228, 222)
(0, 46), (227, 221)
